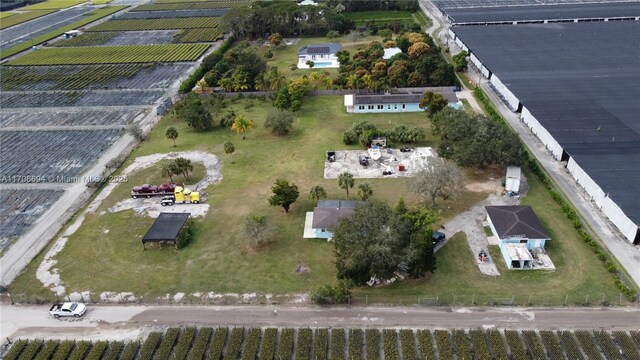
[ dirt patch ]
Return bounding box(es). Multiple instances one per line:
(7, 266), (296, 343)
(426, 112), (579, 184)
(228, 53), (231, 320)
(324, 147), (436, 179)
(465, 179), (502, 194)
(109, 198), (210, 218)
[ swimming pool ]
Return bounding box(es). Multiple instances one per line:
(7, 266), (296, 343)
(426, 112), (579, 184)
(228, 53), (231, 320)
(312, 62), (336, 67)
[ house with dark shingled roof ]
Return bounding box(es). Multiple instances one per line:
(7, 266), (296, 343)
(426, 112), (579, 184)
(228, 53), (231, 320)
(485, 205), (551, 269)
(297, 43), (341, 69)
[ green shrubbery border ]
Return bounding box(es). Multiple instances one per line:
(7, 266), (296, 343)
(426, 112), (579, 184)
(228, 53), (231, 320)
(178, 36), (235, 94)
(472, 86), (637, 301)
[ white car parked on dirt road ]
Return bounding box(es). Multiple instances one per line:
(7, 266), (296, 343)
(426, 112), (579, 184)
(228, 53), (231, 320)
(49, 302), (86, 318)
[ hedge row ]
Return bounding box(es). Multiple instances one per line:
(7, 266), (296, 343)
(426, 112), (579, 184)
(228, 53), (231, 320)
(331, 328), (346, 360)
(188, 327), (212, 360)
(434, 330), (454, 360)
(172, 327), (196, 360)
(487, 330), (509, 360)
(242, 328), (261, 360)
(452, 330), (472, 360)
(139, 332), (163, 360)
(102, 341), (125, 360)
(18, 340), (44, 360)
(68, 340), (92, 360)
(383, 329), (399, 360)
(178, 36), (235, 94)
(348, 329), (364, 360)
(52, 340), (74, 360)
(84, 341), (108, 360)
(35, 340), (59, 360)
(365, 329), (381, 360)
(277, 328), (294, 360)
(294, 328), (312, 360)
(417, 330), (436, 360)
(504, 330), (527, 360)
(208, 327), (228, 360)
(223, 327), (244, 360)
(312, 328), (329, 360)
(468, 330), (491, 360)
(521, 330), (546, 360)
(259, 328), (277, 360)
(119, 341), (140, 360)
(399, 330), (417, 360)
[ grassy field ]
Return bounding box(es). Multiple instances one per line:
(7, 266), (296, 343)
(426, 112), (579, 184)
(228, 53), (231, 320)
(6, 43), (210, 65)
(259, 35), (384, 80)
(22, 0), (87, 10)
(0, 9), (56, 29)
(9, 95), (487, 298)
(351, 167), (625, 305)
(0, 6), (126, 60)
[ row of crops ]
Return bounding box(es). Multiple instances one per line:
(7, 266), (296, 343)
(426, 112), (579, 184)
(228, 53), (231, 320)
(22, 0), (87, 11)
(6, 44), (210, 65)
(117, 8), (227, 19)
(174, 28), (224, 43)
(0, 129), (121, 183)
(131, 0), (252, 11)
(0, 109), (144, 127)
(87, 17), (221, 31)
(1, 89), (164, 108)
(0, 63), (192, 91)
(52, 30), (180, 46)
(0, 189), (64, 251)
(0, 9), (56, 29)
(3, 328), (640, 360)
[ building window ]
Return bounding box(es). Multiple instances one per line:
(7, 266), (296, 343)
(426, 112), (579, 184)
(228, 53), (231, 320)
(387, 105), (391, 110)
(311, 55), (316, 60)
(394, 104), (398, 110)
(402, 104), (406, 109)
(368, 105), (374, 110)
(358, 105), (364, 110)
(377, 105), (383, 110)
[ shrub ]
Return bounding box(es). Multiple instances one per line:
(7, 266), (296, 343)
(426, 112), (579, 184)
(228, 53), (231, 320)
(102, 341), (125, 360)
(126, 123), (145, 141)
(331, 329), (346, 360)
(327, 30), (340, 39)
(223, 328), (244, 360)
(365, 329), (381, 360)
(312, 329), (329, 360)
(259, 328), (277, 360)
(172, 327), (196, 360)
(176, 220), (194, 249)
(139, 332), (162, 360)
(68, 341), (92, 360)
(84, 341), (108, 360)
(294, 328), (312, 360)
(277, 328), (294, 360)
(3, 339), (28, 360)
(35, 340), (59, 360)
(311, 280), (351, 305)
(264, 48), (273, 59)
(119, 341), (139, 360)
(18, 341), (44, 360)
(343, 129), (358, 145)
(208, 327), (228, 360)
(52, 340), (74, 360)
(187, 328), (212, 360)
(241, 328), (261, 360)
(264, 110), (295, 136)
(349, 329), (364, 360)
(244, 100), (254, 111)
(179, 37), (235, 94)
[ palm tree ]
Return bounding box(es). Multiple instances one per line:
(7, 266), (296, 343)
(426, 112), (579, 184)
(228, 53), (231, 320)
(174, 157), (193, 181)
(308, 185), (327, 202)
(232, 72), (249, 92)
(165, 127), (178, 147)
(161, 162), (175, 183)
(269, 68), (287, 91)
(224, 141), (235, 163)
(231, 115), (255, 140)
(337, 172), (355, 199)
(357, 183), (373, 201)
(218, 77), (234, 92)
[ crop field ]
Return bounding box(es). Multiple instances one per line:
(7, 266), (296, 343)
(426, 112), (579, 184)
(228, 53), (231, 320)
(346, 11), (417, 25)
(0, 12), (15, 18)
(1, 63), (193, 91)
(174, 28), (223, 42)
(0, 6), (127, 60)
(0, 7), (92, 48)
(0, 89), (164, 108)
(22, 0), (88, 10)
(0, 130), (121, 183)
(0, 10), (56, 29)
(117, 8), (226, 19)
(0, 109), (144, 127)
(53, 30), (178, 46)
(4, 327), (640, 360)
(5, 43), (210, 65)
(0, 190), (64, 251)
(87, 17), (221, 31)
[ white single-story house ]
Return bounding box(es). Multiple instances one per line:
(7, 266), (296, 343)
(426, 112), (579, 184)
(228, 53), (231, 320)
(344, 88), (462, 114)
(505, 166), (521, 193)
(485, 205), (551, 270)
(303, 200), (361, 240)
(298, 0), (318, 5)
(383, 47), (402, 60)
(298, 43), (341, 69)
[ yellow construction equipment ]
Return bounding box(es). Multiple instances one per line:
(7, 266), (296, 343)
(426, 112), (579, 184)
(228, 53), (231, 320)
(174, 186), (200, 204)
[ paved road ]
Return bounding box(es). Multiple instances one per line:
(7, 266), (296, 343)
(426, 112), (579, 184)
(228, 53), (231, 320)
(2, 305), (639, 340)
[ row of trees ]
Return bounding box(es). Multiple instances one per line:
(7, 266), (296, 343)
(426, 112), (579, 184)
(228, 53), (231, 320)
(222, 2), (353, 38)
(203, 43), (267, 92)
(334, 33), (457, 89)
(343, 120), (425, 146)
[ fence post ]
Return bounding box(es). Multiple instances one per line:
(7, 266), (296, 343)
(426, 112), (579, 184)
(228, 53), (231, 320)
(619, 293), (622, 306)
(365, 294), (368, 306)
(564, 294), (568, 306)
(601, 293), (605, 307)
(527, 295), (531, 306)
(585, 294), (589, 306)
(472, 294), (475, 306)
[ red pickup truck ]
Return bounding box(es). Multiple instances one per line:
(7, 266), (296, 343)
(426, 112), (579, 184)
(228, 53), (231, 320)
(131, 183), (175, 198)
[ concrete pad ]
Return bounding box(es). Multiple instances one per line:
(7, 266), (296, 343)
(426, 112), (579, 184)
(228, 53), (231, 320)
(324, 147), (436, 179)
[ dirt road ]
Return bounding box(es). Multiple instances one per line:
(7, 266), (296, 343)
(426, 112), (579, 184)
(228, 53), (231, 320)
(2, 305), (639, 340)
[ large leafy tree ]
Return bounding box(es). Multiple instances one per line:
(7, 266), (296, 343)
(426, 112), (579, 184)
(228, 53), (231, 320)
(332, 201), (411, 284)
(173, 95), (213, 131)
(264, 110), (294, 136)
(420, 91), (448, 117)
(173, 157), (194, 182)
(337, 172), (355, 199)
(268, 179), (299, 213)
(231, 114), (255, 140)
(410, 160), (463, 206)
(223, 141), (235, 163)
(241, 214), (272, 248)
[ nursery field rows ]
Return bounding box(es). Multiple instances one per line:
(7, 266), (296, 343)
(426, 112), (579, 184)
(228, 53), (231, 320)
(0, 129), (121, 184)
(0, 189), (64, 251)
(131, 0), (252, 11)
(117, 8), (227, 19)
(6, 43), (210, 65)
(86, 17), (221, 31)
(0, 10), (57, 30)
(0, 108), (145, 128)
(0, 89), (165, 108)
(0, 63), (193, 91)
(52, 30), (179, 46)
(0, 7), (90, 45)
(3, 327), (640, 360)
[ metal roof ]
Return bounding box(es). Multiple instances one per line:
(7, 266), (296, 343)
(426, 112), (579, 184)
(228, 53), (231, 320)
(445, 2), (640, 24)
(354, 89), (459, 105)
(298, 43), (342, 55)
(486, 205), (550, 239)
(454, 20), (640, 224)
(142, 212), (190, 242)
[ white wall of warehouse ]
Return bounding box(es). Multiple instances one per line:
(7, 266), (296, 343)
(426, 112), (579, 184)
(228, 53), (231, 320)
(520, 106), (564, 160)
(489, 74), (520, 111)
(469, 52), (491, 78)
(568, 159), (639, 243)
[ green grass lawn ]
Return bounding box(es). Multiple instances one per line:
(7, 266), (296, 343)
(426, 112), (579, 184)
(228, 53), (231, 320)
(346, 11), (416, 25)
(351, 167), (625, 305)
(11, 95), (470, 298)
(259, 35), (384, 80)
